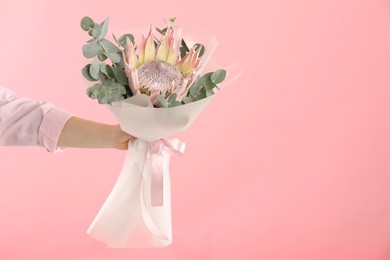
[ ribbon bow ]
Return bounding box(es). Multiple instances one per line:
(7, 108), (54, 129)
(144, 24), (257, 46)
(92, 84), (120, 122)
(137, 137), (185, 241)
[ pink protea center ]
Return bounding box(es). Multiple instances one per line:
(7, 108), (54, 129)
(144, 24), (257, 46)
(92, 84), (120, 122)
(138, 60), (184, 97)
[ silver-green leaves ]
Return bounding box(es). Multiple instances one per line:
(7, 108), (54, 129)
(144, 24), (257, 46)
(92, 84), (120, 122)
(81, 17), (94, 31)
(179, 40), (205, 59)
(184, 69), (227, 103)
(157, 93), (183, 108)
(82, 41), (101, 58)
(89, 61), (100, 80)
(86, 82), (126, 104)
(81, 16), (129, 66)
(81, 16), (109, 41)
(113, 33), (135, 48)
(81, 16), (134, 104)
(210, 69), (227, 84)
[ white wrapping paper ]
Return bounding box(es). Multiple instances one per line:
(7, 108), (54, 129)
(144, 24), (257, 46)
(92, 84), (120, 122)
(85, 24), (242, 247)
(87, 94), (214, 248)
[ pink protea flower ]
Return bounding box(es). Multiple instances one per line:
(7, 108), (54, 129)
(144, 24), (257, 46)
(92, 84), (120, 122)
(124, 26), (203, 107)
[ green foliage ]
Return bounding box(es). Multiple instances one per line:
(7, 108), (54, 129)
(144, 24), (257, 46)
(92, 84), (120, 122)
(184, 69), (227, 103)
(210, 69), (227, 84)
(193, 43), (205, 57)
(111, 66), (128, 85)
(157, 93), (182, 108)
(98, 53), (107, 62)
(81, 16), (226, 106)
(86, 82), (126, 104)
(119, 34), (135, 47)
(156, 27), (168, 36)
(180, 39), (190, 59)
(167, 93), (183, 107)
(82, 64), (98, 81)
(80, 17), (94, 31)
(82, 41), (101, 58)
(89, 61), (100, 80)
(180, 41), (206, 59)
(81, 16), (130, 103)
(97, 17), (109, 41)
(157, 95), (168, 108)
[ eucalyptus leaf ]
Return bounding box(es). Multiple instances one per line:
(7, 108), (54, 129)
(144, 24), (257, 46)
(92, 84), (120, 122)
(168, 93), (177, 104)
(89, 61), (100, 80)
(196, 87), (207, 100)
(105, 65), (115, 78)
(101, 39), (120, 53)
(118, 34), (134, 47)
(119, 85), (127, 95)
(169, 100), (183, 107)
(157, 95), (168, 108)
(99, 71), (109, 84)
(112, 32), (120, 46)
(92, 27), (99, 38)
(187, 71), (220, 102)
(194, 43), (205, 57)
(176, 101), (183, 106)
(111, 66), (128, 85)
(81, 16), (94, 31)
(156, 27), (167, 36)
(106, 52), (121, 63)
(204, 80), (217, 91)
(97, 17), (110, 41)
(180, 39), (190, 59)
(115, 54), (125, 69)
(211, 69), (227, 84)
(106, 80), (127, 95)
(100, 63), (108, 75)
(205, 88), (215, 97)
(98, 53), (107, 61)
(182, 96), (193, 104)
(86, 82), (126, 104)
(200, 72), (214, 87)
(82, 64), (98, 81)
(82, 41), (100, 58)
(86, 83), (102, 99)
(189, 76), (202, 96)
(181, 40), (189, 51)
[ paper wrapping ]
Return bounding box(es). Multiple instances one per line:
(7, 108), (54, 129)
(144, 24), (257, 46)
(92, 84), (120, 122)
(87, 94), (214, 248)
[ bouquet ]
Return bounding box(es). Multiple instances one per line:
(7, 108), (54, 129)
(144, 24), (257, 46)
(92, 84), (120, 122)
(80, 16), (234, 248)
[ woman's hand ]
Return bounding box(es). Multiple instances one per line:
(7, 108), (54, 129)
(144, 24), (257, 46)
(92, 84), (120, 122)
(58, 117), (134, 149)
(111, 124), (134, 150)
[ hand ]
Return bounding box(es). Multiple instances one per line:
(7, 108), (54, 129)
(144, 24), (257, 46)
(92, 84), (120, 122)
(58, 117), (135, 149)
(111, 125), (134, 150)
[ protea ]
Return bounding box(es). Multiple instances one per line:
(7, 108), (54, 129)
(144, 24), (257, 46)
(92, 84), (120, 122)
(124, 26), (202, 106)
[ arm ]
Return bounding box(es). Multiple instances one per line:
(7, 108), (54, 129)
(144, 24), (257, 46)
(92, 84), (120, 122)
(0, 87), (132, 151)
(57, 117), (132, 150)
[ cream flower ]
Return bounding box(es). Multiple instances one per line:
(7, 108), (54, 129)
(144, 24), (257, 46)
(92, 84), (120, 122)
(124, 26), (202, 106)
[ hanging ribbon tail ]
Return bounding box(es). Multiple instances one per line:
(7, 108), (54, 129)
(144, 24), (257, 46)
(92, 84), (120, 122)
(148, 137), (186, 207)
(87, 138), (184, 248)
(150, 154), (165, 206)
(138, 138), (185, 242)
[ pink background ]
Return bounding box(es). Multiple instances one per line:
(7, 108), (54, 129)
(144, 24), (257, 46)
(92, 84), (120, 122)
(1, 0), (390, 259)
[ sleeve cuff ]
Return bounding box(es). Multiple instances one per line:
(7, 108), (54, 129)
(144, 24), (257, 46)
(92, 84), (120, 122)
(37, 108), (74, 153)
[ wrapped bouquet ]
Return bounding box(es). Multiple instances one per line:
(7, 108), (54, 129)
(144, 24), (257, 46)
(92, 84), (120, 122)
(80, 16), (235, 248)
